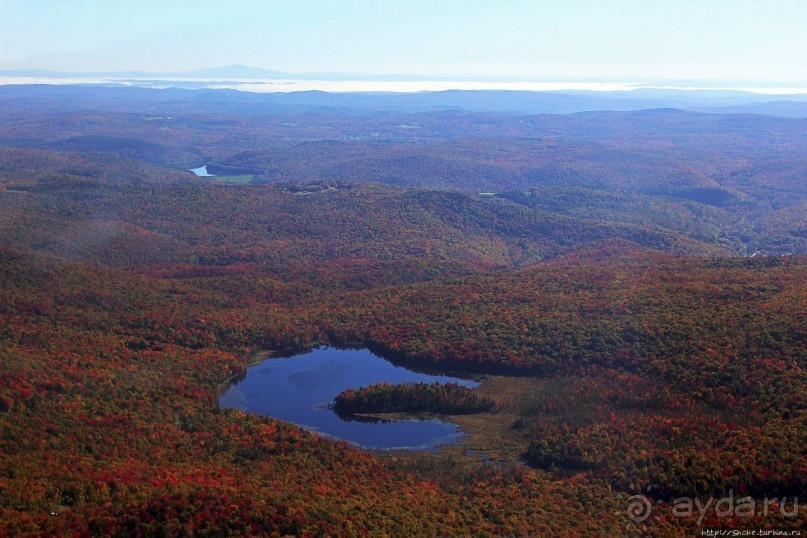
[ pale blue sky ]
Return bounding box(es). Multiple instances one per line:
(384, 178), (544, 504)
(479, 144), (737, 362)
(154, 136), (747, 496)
(1, 0), (806, 82)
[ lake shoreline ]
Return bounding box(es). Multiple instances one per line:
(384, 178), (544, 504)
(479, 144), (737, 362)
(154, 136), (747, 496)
(217, 346), (481, 450)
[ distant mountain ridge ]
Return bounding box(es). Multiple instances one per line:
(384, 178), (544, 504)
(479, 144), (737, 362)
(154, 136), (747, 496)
(3, 64), (807, 88)
(0, 64), (291, 80)
(0, 64), (597, 81)
(1, 83), (807, 117)
(3, 66), (807, 119)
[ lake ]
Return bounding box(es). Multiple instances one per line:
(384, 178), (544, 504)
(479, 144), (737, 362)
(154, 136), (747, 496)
(189, 165), (213, 177)
(218, 347), (479, 450)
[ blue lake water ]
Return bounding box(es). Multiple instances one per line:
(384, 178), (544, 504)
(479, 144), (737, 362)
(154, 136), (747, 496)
(218, 347), (478, 450)
(189, 165), (213, 177)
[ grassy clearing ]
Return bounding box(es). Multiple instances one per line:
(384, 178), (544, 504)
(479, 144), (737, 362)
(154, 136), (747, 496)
(210, 174), (254, 184)
(380, 376), (546, 471)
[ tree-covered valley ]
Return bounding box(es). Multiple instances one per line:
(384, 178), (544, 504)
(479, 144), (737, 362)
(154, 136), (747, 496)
(0, 87), (804, 536)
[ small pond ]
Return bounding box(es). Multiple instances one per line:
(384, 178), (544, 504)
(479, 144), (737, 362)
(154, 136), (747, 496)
(189, 165), (213, 177)
(218, 347), (478, 450)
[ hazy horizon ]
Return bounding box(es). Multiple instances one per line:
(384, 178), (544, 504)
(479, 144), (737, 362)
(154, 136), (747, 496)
(4, 74), (807, 96)
(2, 1), (806, 86)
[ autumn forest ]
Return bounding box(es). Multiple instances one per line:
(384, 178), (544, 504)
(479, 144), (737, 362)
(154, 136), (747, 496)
(0, 85), (805, 536)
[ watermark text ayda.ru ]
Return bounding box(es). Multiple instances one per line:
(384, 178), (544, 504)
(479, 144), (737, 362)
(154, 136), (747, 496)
(625, 489), (799, 525)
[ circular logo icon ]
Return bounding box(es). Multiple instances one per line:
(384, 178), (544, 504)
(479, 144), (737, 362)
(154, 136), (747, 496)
(626, 494), (652, 523)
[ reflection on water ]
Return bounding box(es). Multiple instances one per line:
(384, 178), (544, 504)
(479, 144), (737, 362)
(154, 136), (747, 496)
(286, 359), (354, 390)
(219, 347), (478, 450)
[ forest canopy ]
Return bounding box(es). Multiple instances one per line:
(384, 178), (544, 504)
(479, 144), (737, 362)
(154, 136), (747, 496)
(0, 87), (804, 535)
